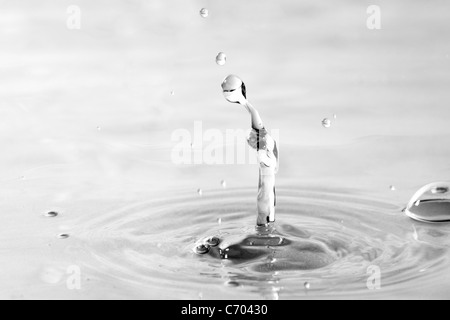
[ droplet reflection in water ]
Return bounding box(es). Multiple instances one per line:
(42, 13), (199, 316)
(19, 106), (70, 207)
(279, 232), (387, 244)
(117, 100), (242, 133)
(322, 118), (331, 128)
(405, 181), (450, 223)
(216, 52), (227, 66)
(199, 8), (209, 18)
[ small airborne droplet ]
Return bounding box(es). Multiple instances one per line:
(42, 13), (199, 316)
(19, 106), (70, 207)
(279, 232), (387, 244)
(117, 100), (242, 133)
(390, 185), (396, 191)
(217, 218), (222, 225)
(304, 282), (311, 290)
(197, 189), (203, 196)
(322, 118), (331, 128)
(45, 211), (58, 218)
(57, 234), (70, 239)
(221, 180), (227, 188)
(170, 91), (175, 96)
(199, 8), (209, 18)
(216, 52), (227, 66)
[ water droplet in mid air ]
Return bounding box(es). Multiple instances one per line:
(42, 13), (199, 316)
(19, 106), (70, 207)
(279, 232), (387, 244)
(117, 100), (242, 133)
(199, 8), (209, 18)
(216, 52), (227, 66)
(217, 218), (222, 225)
(304, 282), (311, 290)
(57, 234), (70, 239)
(333, 114), (337, 119)
(322, 118), (331, 128)
(390, 185), (396, 191)
(170, 91), (175, 96)
(45, 211), (58, 218)
(221, 180), (227, 188)
(405, 182), (450, 223)
(197, 189), (203, 196)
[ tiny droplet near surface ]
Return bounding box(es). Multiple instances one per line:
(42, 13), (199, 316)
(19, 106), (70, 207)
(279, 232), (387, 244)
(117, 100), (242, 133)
(225, 281), (240, 287)
(170, 91), (175, 96)
(390, 185), (396, 191)
(216, 52), (227, 66)
(221, 180), (227, 188)
(45, 211), (58, 218)
(333, 114), (337, 119)
(217, 218), (222, 225)
(199, 8), (209, 18)
(194, 244), (209, 255)
(431, 186), (448, 194)
(197, 189), (203, 196)
(322, 118), (331, 128)
(304, 282), (311, 290)
(205, 237), (220, 247)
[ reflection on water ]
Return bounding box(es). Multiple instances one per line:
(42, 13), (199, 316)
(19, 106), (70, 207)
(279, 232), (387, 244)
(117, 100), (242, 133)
(54, 188), (450, 300)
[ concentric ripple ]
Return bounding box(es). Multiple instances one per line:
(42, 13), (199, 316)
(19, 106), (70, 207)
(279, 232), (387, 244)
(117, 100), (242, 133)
(73, 187), (450, 299)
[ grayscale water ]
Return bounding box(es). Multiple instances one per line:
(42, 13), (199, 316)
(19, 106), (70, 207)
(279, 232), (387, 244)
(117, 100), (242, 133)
(1, 0), (450, 300)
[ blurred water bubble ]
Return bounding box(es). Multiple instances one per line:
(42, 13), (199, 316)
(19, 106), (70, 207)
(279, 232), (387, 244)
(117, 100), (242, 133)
(216, 52), (227, 66)
(333, 114), (338, 119)
(197, 189), (203, 196)
(170, 91), (175, 96)
(390, 185), (396, 191)
(96, 126), (101, 131)
(322, 118), (331, 128)
(199, 8), (209, 18)
(221, 180), (227, 188)
(217, 218), (222, 225)
(405, 182), (450, 223)
(304, 282), (311, 290)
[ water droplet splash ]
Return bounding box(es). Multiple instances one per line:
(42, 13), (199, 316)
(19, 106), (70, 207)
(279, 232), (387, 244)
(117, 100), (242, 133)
(405, 182), (450, 223)
(199, 8), (209, 18)
(322, 118), (331, 128)
(216, 52), (227, 66)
